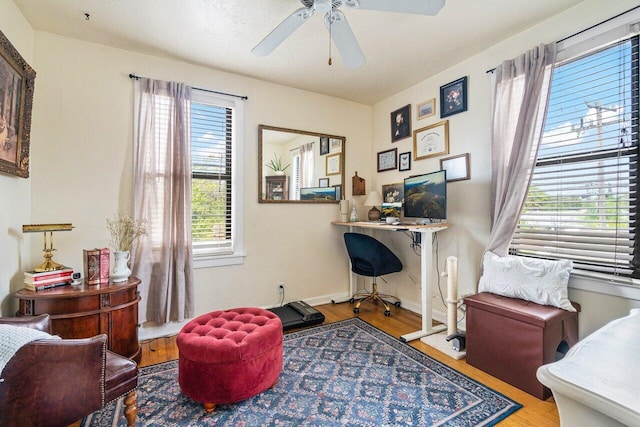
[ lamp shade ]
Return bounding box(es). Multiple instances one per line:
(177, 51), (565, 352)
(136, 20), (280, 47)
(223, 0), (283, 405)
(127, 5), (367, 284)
(364, 191), (382, 207)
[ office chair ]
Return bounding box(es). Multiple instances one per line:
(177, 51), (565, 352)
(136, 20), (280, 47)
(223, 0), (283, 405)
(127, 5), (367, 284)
(343, 232), (402, 316)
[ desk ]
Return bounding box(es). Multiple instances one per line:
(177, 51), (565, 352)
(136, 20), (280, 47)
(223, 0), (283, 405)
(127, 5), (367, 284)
(332, 221), (448, 342)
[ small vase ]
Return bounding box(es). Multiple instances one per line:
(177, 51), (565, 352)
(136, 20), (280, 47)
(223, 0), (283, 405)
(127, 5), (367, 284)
(111, 250), (131, 283)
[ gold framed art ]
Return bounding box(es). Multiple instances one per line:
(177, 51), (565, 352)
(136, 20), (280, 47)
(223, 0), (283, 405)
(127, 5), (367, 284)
(413, 120), (449, 161)
(0, 29), (36, 178)
(416, 98), (436, 120)
(326, 153), (341, 175)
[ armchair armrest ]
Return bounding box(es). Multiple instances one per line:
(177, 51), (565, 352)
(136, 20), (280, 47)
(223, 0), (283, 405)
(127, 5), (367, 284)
(0, 334), (107, 427)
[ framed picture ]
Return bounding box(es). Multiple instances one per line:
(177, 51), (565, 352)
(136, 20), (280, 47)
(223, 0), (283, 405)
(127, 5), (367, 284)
(319, 177), (329, 187)
(326, 153), (341, 175)
(300, 187), (337, 201)
(377, 148), (397, 172)
(413, 120), (449, 160)
(330, 138), (342, 153)
(0, 30), (36, 178)
(319, 137), (329, 155)
(440, 153), (470, 182)
(333, 184), (342, 200)
(440, 76), (468, 118)
(390, 104), (411, 142)
(398, 151), (411, 171)
(417, 98), (436, 120)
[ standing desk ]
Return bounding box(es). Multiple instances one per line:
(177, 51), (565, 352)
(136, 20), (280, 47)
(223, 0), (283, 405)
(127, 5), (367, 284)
(332, 221), (448, 342)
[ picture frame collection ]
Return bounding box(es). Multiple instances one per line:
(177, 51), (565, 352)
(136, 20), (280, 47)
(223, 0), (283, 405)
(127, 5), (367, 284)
(376, 76), (469, 182)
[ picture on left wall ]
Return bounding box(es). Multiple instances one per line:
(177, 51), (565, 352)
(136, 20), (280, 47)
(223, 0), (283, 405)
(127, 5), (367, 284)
(0, 30), (36, 178)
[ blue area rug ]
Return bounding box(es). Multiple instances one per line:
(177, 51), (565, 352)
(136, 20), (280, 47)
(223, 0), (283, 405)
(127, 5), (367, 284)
(82, 318), (521, 426)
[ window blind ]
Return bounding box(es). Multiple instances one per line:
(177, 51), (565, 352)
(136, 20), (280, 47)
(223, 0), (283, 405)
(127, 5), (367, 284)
(511, 36), (640, 277)
(191, 100), (233, 248)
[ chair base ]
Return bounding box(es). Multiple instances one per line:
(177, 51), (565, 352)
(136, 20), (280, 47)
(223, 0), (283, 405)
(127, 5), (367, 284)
(351, 281), (400, 316)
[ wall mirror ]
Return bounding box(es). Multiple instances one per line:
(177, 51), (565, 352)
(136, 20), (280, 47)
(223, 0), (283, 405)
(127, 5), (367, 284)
(259, 125), (345, 203)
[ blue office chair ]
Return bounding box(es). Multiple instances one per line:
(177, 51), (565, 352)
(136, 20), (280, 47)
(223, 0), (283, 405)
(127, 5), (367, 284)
(343, 232), (402, 316)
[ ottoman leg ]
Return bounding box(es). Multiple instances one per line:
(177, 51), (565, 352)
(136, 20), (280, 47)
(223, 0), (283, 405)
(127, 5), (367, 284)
(204, 402), (216, 413)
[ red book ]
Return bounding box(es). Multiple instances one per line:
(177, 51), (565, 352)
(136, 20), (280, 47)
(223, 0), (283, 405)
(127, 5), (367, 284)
(24, 268), (73, 282)
(83, 249), (101, 285)
(99, 248), (110, 284)
(25, 272), (72, 285)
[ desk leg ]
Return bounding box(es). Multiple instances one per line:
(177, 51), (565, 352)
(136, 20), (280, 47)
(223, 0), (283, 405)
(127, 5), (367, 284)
(332, 225), (355, 304)
(400, 230), (446, 342)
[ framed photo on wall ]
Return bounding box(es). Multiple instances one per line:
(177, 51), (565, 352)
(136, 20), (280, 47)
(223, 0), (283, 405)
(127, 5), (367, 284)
(398, 151), (411, 171)
(320, 137), (329, 155)
(390, 104), (411, 142)
(319, 177), (329, 187)
(326, 153), (341, 175)
(0, 29), (36, 178)
(377, 148), (397, 172)
(440, 76), (468, 118)
(413, 120), (449, 160)
(440, 153), (470, 182)
(416, 98), (436, 120)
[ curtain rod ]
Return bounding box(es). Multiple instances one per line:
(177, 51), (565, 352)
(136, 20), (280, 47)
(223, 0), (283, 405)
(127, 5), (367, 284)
(128, 73), (248, 100)
(485, 5), (640, 74)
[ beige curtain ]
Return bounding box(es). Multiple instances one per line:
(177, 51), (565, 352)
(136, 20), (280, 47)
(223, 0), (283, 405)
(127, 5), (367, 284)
(300, 142), (314, 188)
(132, 77), (194, 324)
(486, 43), (557, 256)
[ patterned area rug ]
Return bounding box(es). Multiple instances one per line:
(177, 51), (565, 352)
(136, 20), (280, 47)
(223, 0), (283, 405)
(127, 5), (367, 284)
(82, 318), (521, 426)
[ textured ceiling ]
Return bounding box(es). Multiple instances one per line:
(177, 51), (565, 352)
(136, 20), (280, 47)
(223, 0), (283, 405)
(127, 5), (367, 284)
(13, 0), (586, 104)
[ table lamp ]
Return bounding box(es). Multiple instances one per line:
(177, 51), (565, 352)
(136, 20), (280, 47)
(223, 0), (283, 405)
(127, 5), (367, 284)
(23, 223), (74, 271)
(364, 191), (383, 221)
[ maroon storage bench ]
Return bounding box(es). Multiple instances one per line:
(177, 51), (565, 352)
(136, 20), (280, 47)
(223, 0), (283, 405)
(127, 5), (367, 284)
(464, 292), (580, 400)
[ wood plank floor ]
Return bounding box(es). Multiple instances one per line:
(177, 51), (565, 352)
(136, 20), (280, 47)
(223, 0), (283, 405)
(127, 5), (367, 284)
(136, 302), (560, 426)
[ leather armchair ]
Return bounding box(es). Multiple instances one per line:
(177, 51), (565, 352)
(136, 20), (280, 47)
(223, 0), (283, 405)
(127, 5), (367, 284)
(0, 314), (138, 427)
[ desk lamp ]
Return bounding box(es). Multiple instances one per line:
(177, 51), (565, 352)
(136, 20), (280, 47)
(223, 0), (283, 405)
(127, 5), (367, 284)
(364, 191), (383, 221)
(23, 223), (74, 271)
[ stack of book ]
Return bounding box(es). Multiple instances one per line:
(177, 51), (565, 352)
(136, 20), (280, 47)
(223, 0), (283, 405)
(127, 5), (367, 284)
(24, 268), (74, 291)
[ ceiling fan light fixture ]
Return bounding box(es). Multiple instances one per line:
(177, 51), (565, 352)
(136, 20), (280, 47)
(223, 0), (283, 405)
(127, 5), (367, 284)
(314, 0), (333, 14)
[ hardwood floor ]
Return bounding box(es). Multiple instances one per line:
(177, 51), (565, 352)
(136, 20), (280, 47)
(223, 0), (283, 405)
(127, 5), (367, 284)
(135, 302), (560, 426)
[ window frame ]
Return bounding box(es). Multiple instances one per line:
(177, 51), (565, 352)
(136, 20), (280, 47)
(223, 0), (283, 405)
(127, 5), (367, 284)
(510, 13), (640, 288)
(190, 89), (245, 268)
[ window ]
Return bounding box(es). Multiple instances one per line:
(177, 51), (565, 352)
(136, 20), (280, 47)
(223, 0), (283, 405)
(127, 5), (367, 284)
(511, 36), (639, 278)
(191, 90), (244, 267)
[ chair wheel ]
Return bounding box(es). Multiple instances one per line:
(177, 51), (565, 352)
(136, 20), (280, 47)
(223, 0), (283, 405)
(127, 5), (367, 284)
(353, 307), (360, 314)
(384, 310), (391, 316)
(349, 298), (355, 304)
(394, 302), (401, 307)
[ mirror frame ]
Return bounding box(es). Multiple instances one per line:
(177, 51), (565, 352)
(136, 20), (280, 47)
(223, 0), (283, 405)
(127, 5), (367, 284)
(258, 124), (346, 203)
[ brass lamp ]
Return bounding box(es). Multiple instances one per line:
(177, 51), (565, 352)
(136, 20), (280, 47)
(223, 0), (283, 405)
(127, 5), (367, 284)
(364, 191), (383, 221)
(23, 223), (74, 272)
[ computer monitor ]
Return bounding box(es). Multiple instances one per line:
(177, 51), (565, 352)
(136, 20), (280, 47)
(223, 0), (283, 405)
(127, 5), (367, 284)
(403, 170), (447, 223)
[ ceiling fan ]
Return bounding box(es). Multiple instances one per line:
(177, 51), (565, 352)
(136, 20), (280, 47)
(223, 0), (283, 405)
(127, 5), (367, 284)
(252, 0), (446, 69)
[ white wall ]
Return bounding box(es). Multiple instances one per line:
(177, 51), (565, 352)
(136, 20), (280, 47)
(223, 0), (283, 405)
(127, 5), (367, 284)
(369, 0), (640, 337)
(0, 0), (33, 316)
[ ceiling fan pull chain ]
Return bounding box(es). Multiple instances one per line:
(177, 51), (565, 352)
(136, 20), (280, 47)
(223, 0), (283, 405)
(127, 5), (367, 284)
(328, 9), (333, 65)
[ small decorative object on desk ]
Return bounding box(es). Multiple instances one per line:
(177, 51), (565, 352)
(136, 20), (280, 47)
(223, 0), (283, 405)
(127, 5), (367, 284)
(99, 247), (110, 284)
(350, 200), (359, 222)
(106, 212), (147, 282)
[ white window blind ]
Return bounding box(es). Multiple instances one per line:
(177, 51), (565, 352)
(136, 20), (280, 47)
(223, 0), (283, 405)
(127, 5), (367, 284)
(191, 93), (233, 252)
(511, 36), (639, 277)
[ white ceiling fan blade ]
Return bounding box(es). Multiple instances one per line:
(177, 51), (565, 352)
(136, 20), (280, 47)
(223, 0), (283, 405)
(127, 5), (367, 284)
(252, 7), (314, 56)
(325, 10), (365, 69)
(344, 0), (445, 15)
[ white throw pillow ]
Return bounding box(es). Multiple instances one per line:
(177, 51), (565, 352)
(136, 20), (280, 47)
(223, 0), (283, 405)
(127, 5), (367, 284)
(478, 251), (575, 312)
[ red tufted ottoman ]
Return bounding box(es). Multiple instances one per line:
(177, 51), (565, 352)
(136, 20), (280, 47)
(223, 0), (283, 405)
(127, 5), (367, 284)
(177, 307), (283, 412)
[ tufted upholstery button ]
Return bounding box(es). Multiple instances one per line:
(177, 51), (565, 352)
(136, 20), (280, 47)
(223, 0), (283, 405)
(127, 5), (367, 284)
(177, 307), (283, 412)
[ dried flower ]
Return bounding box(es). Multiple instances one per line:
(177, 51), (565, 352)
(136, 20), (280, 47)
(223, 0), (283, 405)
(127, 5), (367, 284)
(106, 212), (147, 252)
